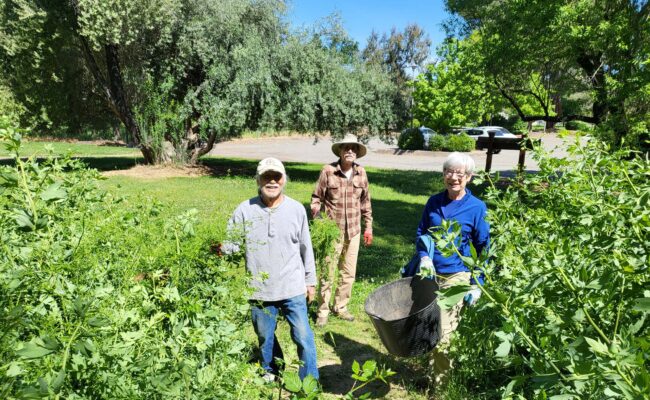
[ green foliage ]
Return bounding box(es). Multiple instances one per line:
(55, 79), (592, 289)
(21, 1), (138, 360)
(0, 85), (24, 125)
(427, 133), (475, 152)
(135, 77), (186, 163)
(489, 114), (527, 134)
(276, 359), (395, 400)
(564, 120), (594, 132)
(310, 216), (341, 275)
(361, 24), (432, 128)
(446, 0), (650, 149)
(281, 372), (321, 400)
(412, 37), (504, 133)
(428, 134), (446, 151)
(346, 360), (396, 399)
(397, 128), (424, 150)
(0, 120), (261, 398)
(439, 138), (650, 398)
(511, 119), (527, 134)
(444, 134), (475, 152)
(0, 1), (117, 135)
(0, 1), (400, 162)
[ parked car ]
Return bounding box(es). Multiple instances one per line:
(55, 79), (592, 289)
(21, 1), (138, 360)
(460, 126), (518, 154)
(418, 126), (437, 148)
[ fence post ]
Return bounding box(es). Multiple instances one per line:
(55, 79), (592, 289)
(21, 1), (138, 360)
(518, 133), (527, 173)
(485, 131), (495, 173)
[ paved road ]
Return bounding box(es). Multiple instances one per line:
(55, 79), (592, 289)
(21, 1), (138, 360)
(208, 133), (572, 173)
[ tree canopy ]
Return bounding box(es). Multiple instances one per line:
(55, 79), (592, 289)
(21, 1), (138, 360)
(444, 0), (650, 147)
(0, 0), (399, 163)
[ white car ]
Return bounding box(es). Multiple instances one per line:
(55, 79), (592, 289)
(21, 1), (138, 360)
(461, 126), (518, 153)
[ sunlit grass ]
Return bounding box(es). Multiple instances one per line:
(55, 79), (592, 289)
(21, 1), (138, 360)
(0, 139), (140, 157)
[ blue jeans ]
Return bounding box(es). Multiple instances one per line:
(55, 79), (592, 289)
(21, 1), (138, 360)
(251, 294), (319, 381)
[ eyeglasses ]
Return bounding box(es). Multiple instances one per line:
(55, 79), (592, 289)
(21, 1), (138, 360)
(444, 170), (468, 178)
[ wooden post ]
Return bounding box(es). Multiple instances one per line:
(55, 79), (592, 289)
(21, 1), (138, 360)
(517, 133), (528, 173)
(485, 131), (495, 173)
(518, 148), (526, 173)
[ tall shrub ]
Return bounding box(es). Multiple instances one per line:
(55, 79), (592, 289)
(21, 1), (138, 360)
(440, 136), (650, 398)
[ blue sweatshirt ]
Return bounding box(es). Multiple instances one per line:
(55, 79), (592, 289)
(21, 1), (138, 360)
(416, 189), (490, 285)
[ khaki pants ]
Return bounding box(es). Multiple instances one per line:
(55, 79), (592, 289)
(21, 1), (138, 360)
(430, 271), (471, 387)
(317, 232), (360, 317)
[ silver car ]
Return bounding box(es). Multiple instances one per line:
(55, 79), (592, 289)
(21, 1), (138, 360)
(419, 126), (437, 148)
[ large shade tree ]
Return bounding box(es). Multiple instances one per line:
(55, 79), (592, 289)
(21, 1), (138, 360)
(412, 37), (502, 132)
(413, 36), (556, 133)
(0, 0), (398, 164)
(445, 0), (650, 147)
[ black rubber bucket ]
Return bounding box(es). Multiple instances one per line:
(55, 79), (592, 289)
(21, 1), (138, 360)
(364, 276), (441, 357)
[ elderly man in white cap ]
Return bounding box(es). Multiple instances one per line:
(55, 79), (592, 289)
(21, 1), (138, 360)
(311, 134), (373, 327)
(224, 157), (319, 382)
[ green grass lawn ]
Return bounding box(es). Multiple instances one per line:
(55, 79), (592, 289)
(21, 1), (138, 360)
(0, 139), (140, 158)
(99, 155), (482, 399)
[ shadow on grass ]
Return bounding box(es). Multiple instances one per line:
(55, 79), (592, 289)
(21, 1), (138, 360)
(355, 198), (424, 282)
(200, 157), (445, 197)
(319, 332), (430, 398)
(319, 332), (391, 397)
(2, 153), (482, 200)
(0, 156), (144, 171)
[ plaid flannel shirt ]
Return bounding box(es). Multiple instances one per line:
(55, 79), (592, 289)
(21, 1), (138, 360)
(310, 161), (373, 238)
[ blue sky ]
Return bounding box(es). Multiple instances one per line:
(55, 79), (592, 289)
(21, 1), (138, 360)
(286, 0), (450, 53)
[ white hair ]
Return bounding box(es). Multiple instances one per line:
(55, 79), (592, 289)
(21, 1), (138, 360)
(443, 152), (475, 175)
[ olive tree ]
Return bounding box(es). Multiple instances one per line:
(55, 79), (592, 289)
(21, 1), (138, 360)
(1, 0), (398, 164)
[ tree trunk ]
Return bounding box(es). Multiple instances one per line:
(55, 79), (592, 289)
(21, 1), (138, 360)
(104, 45), (155, 163)
(189, 128), (217, 165)
(69, 0), (155, 163)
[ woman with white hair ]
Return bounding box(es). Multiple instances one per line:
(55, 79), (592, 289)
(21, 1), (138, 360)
(415, 152), (490, 386)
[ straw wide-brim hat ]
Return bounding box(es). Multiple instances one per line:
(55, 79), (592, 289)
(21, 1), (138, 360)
(331, 134), (367, 158)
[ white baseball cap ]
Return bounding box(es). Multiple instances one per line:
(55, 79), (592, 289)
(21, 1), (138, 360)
(256, 157), (286, 176)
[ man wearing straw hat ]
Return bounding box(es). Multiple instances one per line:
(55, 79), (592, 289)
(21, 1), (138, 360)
(311, 134), (373, 327)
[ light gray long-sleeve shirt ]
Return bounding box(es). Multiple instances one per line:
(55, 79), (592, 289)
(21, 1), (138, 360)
(226, 195), (317, 301)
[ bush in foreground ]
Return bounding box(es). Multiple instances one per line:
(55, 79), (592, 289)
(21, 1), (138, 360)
(0, 119), (261, 399)
(440, 136), (650, 398)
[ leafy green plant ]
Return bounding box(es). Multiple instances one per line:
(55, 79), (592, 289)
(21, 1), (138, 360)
(398, 128), (424, 150)
(280, 372), (320, 400)
(564, 120), (593, 132)
(346, 359), (396, 399)
(277, 359), (395, 400)
(428, 134), (446, 151)
(310, 215), (341, 275)
(0, 119), (262, 399)
(430, 137), (649, 398)
(445, 133), (475, 152)
(428, 133), (474, 152)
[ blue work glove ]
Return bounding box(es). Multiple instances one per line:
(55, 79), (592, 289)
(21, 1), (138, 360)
(464, 287), (482, 306)
(418, 257), (435, 280)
